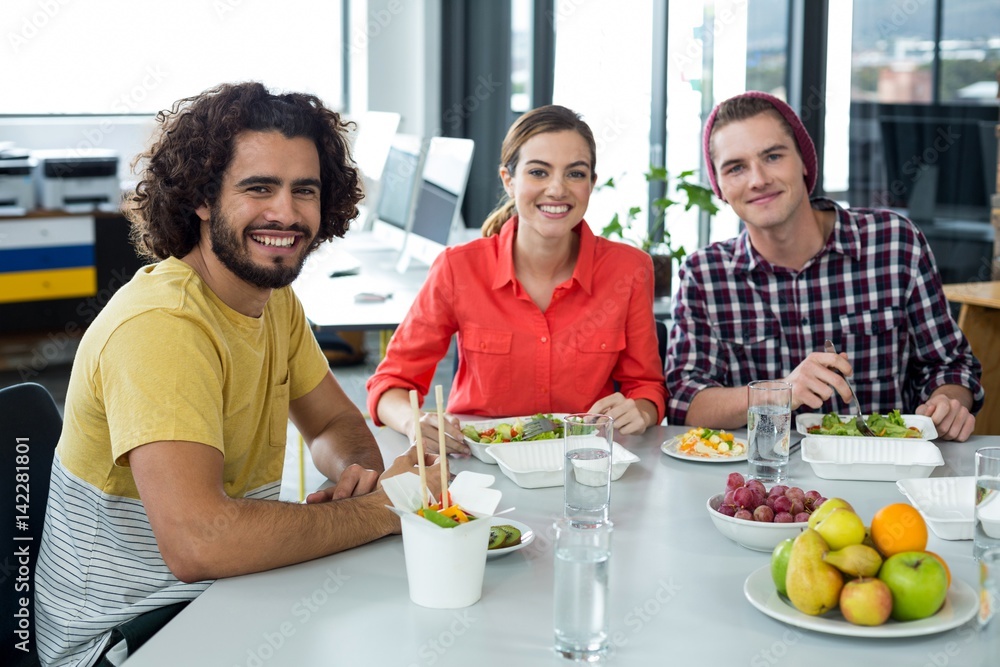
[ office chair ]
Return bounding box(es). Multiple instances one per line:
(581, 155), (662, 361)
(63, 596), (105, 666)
(1, 382), (62, 667)
(655, 319), (669, 368)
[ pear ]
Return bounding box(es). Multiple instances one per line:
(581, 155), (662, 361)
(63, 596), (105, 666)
(808, 497), (855, 529)
(813, 508), (867, 551)
(823, 544), (884, 578)
(785, 528), (844, 616)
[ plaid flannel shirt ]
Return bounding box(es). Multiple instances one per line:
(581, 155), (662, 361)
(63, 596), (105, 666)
(665, 198), (984, 425)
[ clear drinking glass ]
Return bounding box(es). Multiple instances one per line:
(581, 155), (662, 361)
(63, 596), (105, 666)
(975, 447), (1000, 559)
(747, 380), (792, 484)
(553, 518), (613, 662)
(563, 414), (613, 526)
(978, 547), (1000, 661)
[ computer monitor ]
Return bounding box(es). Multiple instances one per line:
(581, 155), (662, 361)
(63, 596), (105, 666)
(367, 134), (425, 252)
(396, 137), (475, 272)
(878, 103), (998, 222)
(346, 111), (400, 229)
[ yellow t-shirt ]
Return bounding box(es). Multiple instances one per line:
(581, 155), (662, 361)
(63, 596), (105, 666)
(36, 256), (330, 666)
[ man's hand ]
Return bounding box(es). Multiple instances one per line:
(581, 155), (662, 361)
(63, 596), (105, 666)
(380, 446), (444, 500)
(916, 391), (976, 442)
(588, 393), (655, 435)
(782, 351), (855, 410)
(305, 464), (381, 504)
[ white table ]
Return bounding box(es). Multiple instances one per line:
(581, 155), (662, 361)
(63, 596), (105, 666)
(125, 427), (995, 666)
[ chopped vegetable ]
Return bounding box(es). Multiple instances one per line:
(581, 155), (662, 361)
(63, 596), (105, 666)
(461, 414), (564, 444)
(806, 410), (923, 438)
(674, 427), (746, 458)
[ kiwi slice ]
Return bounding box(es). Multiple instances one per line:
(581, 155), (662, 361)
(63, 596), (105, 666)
(488, 526), (508, 550)
(496, 524), (522, 548)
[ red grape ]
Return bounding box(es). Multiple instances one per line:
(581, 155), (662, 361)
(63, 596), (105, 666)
(768, 484), (789, 498)
(745, 479), (766, 496)
(753, 506), (775, 522)
(772, 495), (793, 514)
(793, 512), (811, 523)
(733, 487), (755, 509)
(789, 499), (805, 516)
(773, 511), (795, 523)
(734, 509), (753, 521)
(726, 472), (746, 491)
(717, 504), (736, 517)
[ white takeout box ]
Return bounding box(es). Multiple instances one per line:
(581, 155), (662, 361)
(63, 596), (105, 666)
(895, 476), (975, 540)
(978, 476), (1000, 539)
(484, 440), (639, 489)
(383, 471), (502, 609)
(801, 437), (943, 481)
(462, 414), (568, 464)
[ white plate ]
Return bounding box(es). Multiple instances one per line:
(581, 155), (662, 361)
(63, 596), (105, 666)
(486, 518), (534, 559)
(743, 565), (978, 638)
(801, 437), (944, 481)
(485, 440), (640, 489)
(896, 477), (975, 540)
(462, 414), (569, 464)
(661, 435), (748, 463)
(796, 413), (938, 441)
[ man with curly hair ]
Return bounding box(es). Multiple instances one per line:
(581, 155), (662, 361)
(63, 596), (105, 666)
(34, 82), (440, 667)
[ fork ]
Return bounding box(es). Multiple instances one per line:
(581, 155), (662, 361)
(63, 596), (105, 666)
(824, 339), (877, 437)
(522, 416), (558, 440)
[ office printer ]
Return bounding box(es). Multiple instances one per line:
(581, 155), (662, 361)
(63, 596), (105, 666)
(0, 146), (36, 211)
(33, 148), (120, 211)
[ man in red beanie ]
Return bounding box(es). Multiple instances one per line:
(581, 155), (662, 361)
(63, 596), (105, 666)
(664, 91), (982, 441)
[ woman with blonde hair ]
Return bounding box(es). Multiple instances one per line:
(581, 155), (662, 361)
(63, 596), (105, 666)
(367, 105), (666, 452)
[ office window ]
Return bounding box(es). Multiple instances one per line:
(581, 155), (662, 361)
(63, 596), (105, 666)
(511, 0), (533, 113)
(1, 0), (343, 115)
(551, 1), (654, 243)
(940, 0), (1000, 102)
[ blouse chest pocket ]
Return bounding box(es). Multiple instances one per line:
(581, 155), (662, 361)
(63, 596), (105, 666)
(574, 328), (626, 393)
(713, 317), (781, 375)
(837, 308), (904, 383)
(461, 327), (513, 395)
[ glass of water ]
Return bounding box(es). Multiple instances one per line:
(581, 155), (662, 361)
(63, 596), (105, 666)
(553, 518), (613, 662)
(975, 447), (1000, 560)
(747, 380), (792, 484)
(979, 547), (1000, 660)
(563, 414), (613, 526)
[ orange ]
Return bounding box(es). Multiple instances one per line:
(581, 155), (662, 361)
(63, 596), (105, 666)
(870, 503), (928, 557)
(926, 551), (951, 589)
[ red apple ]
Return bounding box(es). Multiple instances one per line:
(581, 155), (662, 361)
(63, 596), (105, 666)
(878, 551), (949, 621)
(839, 577), (893, 626)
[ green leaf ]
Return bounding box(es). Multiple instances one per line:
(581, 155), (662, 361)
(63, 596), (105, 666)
(598, 176), (616, 190)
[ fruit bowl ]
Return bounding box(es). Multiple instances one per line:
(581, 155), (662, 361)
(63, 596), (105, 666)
(706, 494), (808, 552)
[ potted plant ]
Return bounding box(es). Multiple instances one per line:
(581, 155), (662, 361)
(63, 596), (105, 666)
(599, 166), (718, 298)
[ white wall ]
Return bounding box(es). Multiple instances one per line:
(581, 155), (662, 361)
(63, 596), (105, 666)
(363, 0), (442, 137)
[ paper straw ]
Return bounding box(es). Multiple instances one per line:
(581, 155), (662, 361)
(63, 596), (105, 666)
(435, 385), (450, 507)
(409, 390), (429, 509)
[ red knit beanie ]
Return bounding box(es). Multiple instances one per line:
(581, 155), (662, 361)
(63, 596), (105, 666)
(702, 91), (818, 200)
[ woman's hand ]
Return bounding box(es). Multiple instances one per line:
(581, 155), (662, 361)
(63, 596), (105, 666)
(588, 393), (657, 435)
(410, 412), (470, 456)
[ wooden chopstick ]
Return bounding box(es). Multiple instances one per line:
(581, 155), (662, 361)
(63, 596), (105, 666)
(409, 390), (429, 509)
(435, 384), (450, 507)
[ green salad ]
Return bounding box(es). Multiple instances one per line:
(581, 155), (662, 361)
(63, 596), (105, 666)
(461, 414), (564, 443)
(806, 410), (923, 438)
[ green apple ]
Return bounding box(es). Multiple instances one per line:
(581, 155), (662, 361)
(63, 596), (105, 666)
(813, 508), (867, 551)
(771, 538), (795, 597)
(839, 577), (893, 626)
(878, 551), (949, 621)
(808, 497), (855, 529)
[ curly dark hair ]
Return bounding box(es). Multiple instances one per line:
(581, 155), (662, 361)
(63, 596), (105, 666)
(126, 81), (362, 260)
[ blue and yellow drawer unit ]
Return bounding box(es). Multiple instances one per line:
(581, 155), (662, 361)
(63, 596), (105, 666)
(0, 216), (96, 304)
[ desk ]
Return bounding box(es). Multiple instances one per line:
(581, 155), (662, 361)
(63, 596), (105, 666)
(126, 427), (995, 667)
(292, 240), (429, 356)
(944, 281), (1000, 435)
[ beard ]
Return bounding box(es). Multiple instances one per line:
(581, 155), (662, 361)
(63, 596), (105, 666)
(208, 205), (315, 290)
